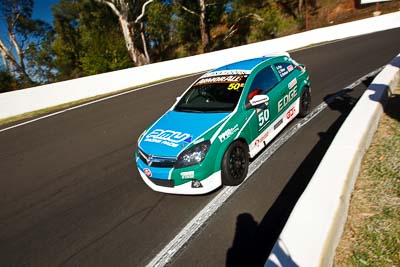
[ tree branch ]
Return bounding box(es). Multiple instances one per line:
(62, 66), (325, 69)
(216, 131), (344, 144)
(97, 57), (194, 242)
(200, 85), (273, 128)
(96, 0), (122, 17)
(135, 0), (154, 23)
(9, 31), (23, 64)
(181, 5), (199, 17)
(224, 13), (264, 41)
(0, 39), (26, 76)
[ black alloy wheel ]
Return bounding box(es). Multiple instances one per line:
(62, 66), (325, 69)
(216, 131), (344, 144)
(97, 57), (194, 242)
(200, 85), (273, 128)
(299, 87), (311, 117)
(221, 140), (249, 186)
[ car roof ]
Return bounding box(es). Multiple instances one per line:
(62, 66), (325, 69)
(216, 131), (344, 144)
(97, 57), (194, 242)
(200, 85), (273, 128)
(212, 57), (273, 73)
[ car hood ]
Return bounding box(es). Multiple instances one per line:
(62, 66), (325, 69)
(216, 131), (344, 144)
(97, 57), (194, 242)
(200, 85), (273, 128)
(138, 110), (230, 157)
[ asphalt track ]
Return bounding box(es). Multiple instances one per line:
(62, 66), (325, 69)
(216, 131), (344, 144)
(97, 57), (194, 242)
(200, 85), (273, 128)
(0, 28), (399, 267)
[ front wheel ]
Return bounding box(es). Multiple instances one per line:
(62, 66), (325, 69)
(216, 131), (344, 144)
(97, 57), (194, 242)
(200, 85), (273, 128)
(299, 87), (311, 117)
(221, 140), (249, 186)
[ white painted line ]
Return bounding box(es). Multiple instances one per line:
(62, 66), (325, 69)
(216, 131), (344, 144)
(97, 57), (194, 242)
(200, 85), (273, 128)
(145, 67), (383, 267)
(0, 73), (202, 133)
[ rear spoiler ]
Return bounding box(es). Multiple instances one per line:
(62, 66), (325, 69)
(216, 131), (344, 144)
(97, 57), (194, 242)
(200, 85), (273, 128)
(263, 51), (290, 58)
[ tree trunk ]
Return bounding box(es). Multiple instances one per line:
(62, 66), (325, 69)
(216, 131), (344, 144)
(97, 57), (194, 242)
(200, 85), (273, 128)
(0, 49), (7, 70)
(98, 0), (150, 66)
(0, 37), (32, 83)
(299, 0), (304, 16)
(140, 22), (150, 64)
(117, 9), (150, 66)
(198, 0), (209, 53)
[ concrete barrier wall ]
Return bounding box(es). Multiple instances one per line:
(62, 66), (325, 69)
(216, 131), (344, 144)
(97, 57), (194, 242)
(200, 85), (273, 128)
(1, 12), (400, 120)
(265, 53), (400, 267)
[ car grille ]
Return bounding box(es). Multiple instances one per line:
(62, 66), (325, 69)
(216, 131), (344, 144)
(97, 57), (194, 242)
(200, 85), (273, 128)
(149, 178), (175, 188)
(138, 149), (176, 168)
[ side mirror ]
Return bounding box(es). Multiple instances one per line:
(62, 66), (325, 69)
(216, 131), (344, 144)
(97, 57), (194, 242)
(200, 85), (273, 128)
(246, 94), (269, 109)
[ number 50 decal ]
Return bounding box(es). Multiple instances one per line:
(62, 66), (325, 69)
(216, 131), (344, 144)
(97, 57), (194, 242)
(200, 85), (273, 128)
(258, 109), (270, 129)
(227, 83), (244, 91)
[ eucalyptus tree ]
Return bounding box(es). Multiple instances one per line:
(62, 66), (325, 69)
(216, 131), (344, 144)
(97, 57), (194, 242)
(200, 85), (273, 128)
(96, 0), (156, 66)
(225, 0), (296, 46)
(144, 1), (177, 61)
(0, 0), (53, 87)
(51, 0), (132, 80)
(173, 0), (225, 53)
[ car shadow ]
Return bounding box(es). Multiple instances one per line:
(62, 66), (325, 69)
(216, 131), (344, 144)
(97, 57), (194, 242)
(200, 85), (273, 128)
(368, 55), (400, 122)
(368, 83), (400, 123)
(224, 55), (400, 266)
(225, 92), (358, 267)
(384, 94), (400, 122)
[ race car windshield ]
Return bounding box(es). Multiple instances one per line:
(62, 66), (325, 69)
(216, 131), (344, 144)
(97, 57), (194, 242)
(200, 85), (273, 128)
(175, 75), (248, 112)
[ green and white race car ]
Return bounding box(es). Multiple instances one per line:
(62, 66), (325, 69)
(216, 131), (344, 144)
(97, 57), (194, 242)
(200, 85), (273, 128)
(135, 53), (311, 194)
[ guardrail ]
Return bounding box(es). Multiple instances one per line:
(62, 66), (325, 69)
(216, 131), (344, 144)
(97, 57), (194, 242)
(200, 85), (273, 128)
(265, 53), (400, 267)
(1, 12), (400, 120)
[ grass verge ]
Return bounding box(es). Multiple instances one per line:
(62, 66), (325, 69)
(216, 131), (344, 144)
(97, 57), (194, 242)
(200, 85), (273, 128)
(334, 95), (400, 266)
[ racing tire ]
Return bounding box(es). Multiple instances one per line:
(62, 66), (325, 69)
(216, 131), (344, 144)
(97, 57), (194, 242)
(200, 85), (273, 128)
(299, 87), (311, 117)
(221, 140), (249, 186)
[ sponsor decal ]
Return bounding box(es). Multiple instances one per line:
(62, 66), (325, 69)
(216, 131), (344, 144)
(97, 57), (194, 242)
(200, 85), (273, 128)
(202, 70), (250, 77)
(287, 65), (294, 72)
(218, 124), (239, 142)
(181, 171), (195, 179)
(286, 107), (296, 120)
(144, 168), (152, 178)
(257, 109), (270, 131)
(144, 129), (192, 148)
(195, 75), (244, 85)
(278, 88), (297, 112)
(274, 119), (283, 130)
(227, 82), (245, 91)
(250, 95), (269, 107)
(255, 131), (269, 147)
(276, 64), (289, 78)
(288, 78), (297, 89)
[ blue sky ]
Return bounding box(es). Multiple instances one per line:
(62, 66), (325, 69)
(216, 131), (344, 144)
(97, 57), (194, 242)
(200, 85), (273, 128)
(32, 0), (60, 24)
(0, 1), (59, 70)
(0, 1), (58, 49)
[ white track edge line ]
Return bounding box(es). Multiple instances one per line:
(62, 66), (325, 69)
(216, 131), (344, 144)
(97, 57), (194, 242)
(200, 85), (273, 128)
(145, 67), (383, 267)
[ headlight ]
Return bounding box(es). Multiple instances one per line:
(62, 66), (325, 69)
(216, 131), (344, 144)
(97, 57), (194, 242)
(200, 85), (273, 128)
(175, 140), (211, 168)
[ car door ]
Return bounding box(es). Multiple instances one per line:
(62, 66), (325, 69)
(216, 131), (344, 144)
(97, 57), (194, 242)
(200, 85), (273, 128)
(273, 62), (298, 115)
(244, 65), (285, 156)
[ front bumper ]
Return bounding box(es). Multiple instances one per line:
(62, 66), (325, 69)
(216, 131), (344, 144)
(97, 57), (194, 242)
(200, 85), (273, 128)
(135, 149), (222, 194)
(137, 168), (222, 195)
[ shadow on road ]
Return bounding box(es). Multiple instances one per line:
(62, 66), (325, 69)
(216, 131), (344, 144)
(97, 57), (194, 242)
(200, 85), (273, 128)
(226, 93), (358, 267)
(384, 95), (400, 122)
(368, 55), (400, 122)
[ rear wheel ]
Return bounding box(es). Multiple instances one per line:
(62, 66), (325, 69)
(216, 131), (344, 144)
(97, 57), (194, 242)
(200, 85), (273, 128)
(221, 140), (249, 186)
(299, 87), (311, 117)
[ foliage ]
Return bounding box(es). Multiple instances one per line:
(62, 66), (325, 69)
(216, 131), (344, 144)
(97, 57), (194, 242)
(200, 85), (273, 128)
(0, 0), (325, 91)
(0, 70), (20, 93)
(172, 0), (226, 55)
(144, 1), (177, 61)
(24, 21), (56, 84)
(51, 0), (132, 80)
(0, 0), (54, 87)
(224, 0), (297, 47)
(51, 0), (83, 80)
(79, 1), (132, 75)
